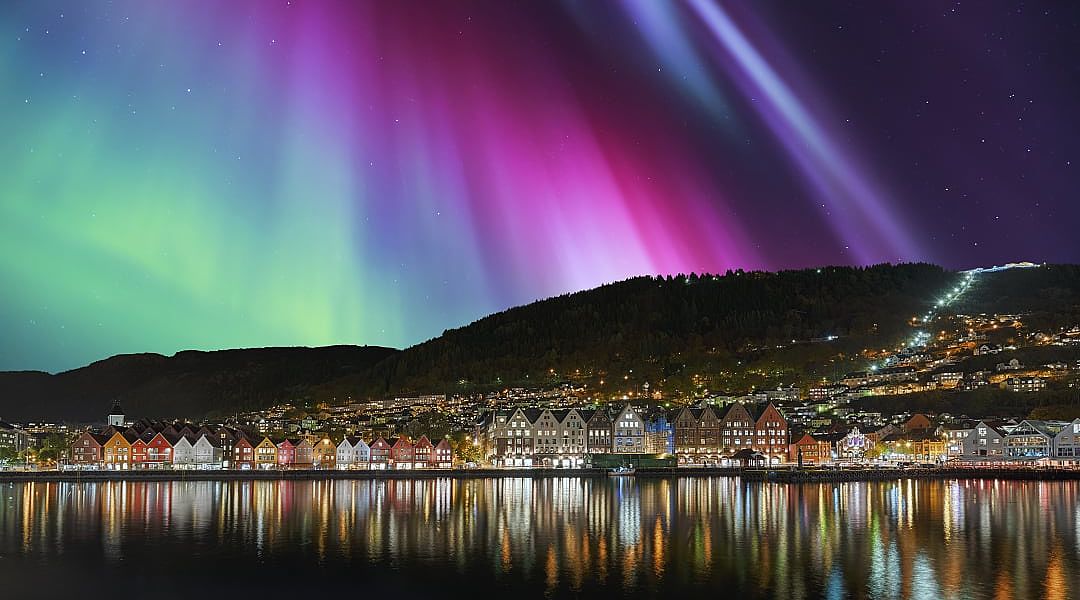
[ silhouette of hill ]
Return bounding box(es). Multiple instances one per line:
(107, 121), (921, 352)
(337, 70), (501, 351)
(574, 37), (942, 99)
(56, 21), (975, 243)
(0, 346), (397, 422)
(4, 263), (1076, 422)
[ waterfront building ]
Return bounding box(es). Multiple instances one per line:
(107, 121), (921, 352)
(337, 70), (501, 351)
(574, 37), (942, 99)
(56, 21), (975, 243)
(1005, 420), (1065, 459)
(434, 438), (453, 468)
(673, 406), (721, 464)
(643, 409), (674, 456)
(882, 431), (947, 462)
(1053, 419), (1080, 459)
(233, 436), (256, 470)
(497, 408), (537, 466)
(173, 436), (196, 468)
(940, 424), (973, 458)
(71, 431), (110, 467)
(254, 437), (278, 469)
(336, 437), (358, 469)
(960, 421), (1006, 458)
(789, 433), (833, 465)
(132, 436), (152, 468)
(583, 408), (613, 455)
(103, 430), (136, 470)
(369, 437), (391, 469)
(532, 409), (563, 458)
(412, 435), (435, 468)
(719, 402), (756, 457)
(277, 438), (297, 468)
(352, 437), (372, 468)
(295, 438), (315, 468)
(554, 409), (588, 467)
(389, 437), (414, 469)
(838, 427), (873, 460)
(612, 405), (646, 453)
(193, 435), (223, 469)
(313, 438), (335, 469)
(753, 403), (789, 463)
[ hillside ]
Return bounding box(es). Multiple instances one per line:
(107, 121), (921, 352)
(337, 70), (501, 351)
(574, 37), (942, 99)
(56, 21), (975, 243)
(0, 346), (398, 422)
(4, 262), (1077, 422)
(330, 263), (956, 399)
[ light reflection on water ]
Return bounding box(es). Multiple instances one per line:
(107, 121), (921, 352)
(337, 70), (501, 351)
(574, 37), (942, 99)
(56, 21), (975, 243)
(1, 477), (1078, 599)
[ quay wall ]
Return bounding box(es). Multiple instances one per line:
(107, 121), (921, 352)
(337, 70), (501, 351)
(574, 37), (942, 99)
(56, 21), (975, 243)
(3, 466), (1080, 483)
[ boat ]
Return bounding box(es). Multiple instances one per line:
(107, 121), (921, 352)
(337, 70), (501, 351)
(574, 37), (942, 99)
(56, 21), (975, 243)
(608, 465), (635, 476)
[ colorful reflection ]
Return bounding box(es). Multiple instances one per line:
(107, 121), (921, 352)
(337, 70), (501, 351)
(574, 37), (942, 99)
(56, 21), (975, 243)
(1, 478), (1078, 598)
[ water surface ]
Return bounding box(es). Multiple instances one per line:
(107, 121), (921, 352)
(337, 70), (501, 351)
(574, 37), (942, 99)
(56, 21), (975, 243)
(1, 477), (1077, 598)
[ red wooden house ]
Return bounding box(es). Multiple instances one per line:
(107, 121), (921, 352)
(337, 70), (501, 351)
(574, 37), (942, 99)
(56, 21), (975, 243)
(389, 437), (414, 469)
(233, 435), (256, 470)
(369, 437), (391, 470)
(130, 437), (149, 468)
(434, 438), (453, 469)
(71, 431), (110, 468)
(145, 432), (174, 468)
(412, 435), (434, 469)
(277, 438), (297, 468)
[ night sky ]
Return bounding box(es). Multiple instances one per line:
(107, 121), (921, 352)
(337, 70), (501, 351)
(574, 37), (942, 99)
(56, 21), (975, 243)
(2, 1), (1078, 372)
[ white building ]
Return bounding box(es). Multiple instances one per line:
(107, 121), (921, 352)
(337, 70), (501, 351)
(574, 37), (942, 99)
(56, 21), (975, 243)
(193, 435), (223, 469)
(172, 436), (196, 468)
(336, 437), (371, 469)
(961, 421), (1005, 458)
(612, 405), (646, 454)
(1053, 419), (1080, 459)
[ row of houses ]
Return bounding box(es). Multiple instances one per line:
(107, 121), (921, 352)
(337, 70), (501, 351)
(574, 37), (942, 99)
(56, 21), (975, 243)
(70, 419), (454, 470)
(482, 402), (789, 467)
(945, 419), (1080, 461)
(789, 418), (1080, 464)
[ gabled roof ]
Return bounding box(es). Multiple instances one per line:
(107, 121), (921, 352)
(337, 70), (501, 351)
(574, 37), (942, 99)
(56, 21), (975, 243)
(1012, 420), (1064, 437)
(80, 431), (111, 446)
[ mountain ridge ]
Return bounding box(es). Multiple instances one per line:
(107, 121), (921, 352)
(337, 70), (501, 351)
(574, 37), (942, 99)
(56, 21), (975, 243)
(3, 263), (1079, 422)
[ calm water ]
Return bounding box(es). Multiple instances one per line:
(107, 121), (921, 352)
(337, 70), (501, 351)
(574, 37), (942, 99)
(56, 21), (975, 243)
(1, 477), (1078, 599)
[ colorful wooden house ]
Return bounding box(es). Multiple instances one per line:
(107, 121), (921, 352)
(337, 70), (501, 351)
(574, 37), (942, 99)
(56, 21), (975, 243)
(295, 438), (316, 468)
(71, 431), (110, 468)
(389, 437), (414, 469)
(412, 435), (434, 469)
(277, 438), (297, 468)
(233, 435), (256, 470)
(312, 438), (335, 469)
(369, 437), (391, 470)
(103, 430), (136, 470)
(434, 438), (453, 468)
(145, 432), (175, 469)
(130, 437), (149, 468)
(255, 437), (278, 469)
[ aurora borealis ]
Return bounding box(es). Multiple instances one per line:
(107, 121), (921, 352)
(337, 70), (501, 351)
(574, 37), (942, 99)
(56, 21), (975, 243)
(2, 1), (1078, 372)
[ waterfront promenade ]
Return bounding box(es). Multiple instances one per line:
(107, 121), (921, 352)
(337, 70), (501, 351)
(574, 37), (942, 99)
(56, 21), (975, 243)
(4, 465), (1080, 483)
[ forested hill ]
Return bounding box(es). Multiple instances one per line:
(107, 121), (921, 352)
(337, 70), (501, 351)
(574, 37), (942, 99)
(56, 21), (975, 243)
(344, 263), (955, 398)
(0, 263), (990, 421)
(0, 346), (398, 422)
